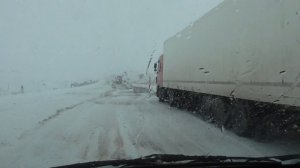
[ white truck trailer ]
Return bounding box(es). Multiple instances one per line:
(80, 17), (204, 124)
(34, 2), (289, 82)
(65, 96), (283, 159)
(154, 0), (300, 139)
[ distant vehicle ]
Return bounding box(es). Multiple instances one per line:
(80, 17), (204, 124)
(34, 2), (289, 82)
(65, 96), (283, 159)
(154, 0), (300, 139)
(70, 82), (79, 88)
(70, 80), (98, 88)
(113, 76), (123, 85)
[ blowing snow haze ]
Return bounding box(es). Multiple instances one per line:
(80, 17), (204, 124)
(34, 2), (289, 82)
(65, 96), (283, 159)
(0, 0), (222, 92)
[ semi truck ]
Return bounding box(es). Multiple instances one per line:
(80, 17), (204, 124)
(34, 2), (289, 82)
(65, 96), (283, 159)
(154, 0), (300, 139)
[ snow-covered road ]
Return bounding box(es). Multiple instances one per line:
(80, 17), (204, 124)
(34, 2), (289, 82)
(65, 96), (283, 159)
(0, 82), (299, 168)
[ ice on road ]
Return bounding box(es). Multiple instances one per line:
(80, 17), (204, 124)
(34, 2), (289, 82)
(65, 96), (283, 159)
(0, 82), (299, 167)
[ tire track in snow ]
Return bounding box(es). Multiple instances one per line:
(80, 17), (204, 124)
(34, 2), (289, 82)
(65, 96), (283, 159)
(89, 91), (142, 160)
(106, 111), (127, 160)
(97, 128), (110, 160)
(38, 102), (84, 127)
(17, 95), (103, 141)
(73, 89), (129, 161)
(40, 89), (115, 129)
(17, 89), (116, 141)
(81, 128), (104, 161)
(94, 116), (126, 160)
(17, 102), (84, 140)
(115, 111), (141, 159)
(134, 98), (210, 155)
(114, 93), (167, 157)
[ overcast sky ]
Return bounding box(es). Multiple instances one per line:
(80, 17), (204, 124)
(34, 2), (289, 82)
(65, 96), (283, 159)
(0, 0), (222, 89)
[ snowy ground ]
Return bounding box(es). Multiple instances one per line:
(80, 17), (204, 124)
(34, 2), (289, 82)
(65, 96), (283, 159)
(0, 82), (299, 168)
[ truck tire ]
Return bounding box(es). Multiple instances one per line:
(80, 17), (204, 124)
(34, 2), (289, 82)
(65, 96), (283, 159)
(210, 98), (229, 127)
(157, 87), (164, 102)
(254, 108), (300, 140)
(253, 114), (273, 141)
(227, 101), (250, 136)
(167, 89), (176, 107)
(182, 91), (196, 110)
(198, 96), (214, 121)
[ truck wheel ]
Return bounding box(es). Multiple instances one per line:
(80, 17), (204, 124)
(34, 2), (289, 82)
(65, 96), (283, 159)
(175, 91), (186, 109)
(198, 96), (214, 121)
(195, 95), (204, 112)
(254, 108), (300, 140)
(210, 98), (229, 127)
(168, 89), (176, 107)
(157, 87), (164, 102)
(228, 101), (250, 136)
(182, 92), (195, 110)
(253, 114), (273, 141)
